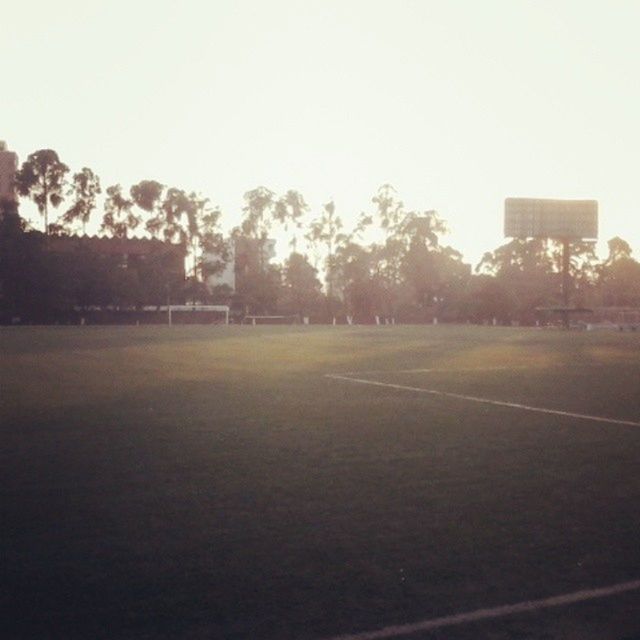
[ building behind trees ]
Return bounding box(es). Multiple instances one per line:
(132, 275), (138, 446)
(0, 141), (18, 203)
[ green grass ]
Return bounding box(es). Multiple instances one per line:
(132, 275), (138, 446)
(2, 325), (640, 639)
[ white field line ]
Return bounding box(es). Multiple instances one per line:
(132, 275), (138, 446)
(333, 364), (613, 376)
(336, 366), (522, 376)
(325, 374), (640, 427)
(322, 578), (640, 640)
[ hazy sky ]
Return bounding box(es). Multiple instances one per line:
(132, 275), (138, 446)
(3, 0), (639, 265)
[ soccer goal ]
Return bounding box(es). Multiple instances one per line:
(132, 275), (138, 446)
(242, 315), (299, 325)
(163, 305), (230, 325)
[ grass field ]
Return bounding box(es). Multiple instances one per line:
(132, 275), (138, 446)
(2, 325), (640, 639)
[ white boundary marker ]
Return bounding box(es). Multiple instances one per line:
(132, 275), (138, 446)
(324, 374), (640, 428)
(336, 366), (518, 376)
(333, 363), (617, 377)
(322, 578), (640, 640)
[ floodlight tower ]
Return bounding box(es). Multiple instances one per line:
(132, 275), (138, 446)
(504, 198), (598, 328)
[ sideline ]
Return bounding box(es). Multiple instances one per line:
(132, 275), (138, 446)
(324, 374), (640, 427)
(335, 366), (517, 376)
(321, 578), (640, 639)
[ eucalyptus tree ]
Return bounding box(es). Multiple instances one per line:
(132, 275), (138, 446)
(476, 238), (557, 323)
(306, 200), (344, 319)
(241, 186), (276, 271)
(358, 186), (449, 320)
(372, 183), (404, 235)
(549, 239), (599, 305)
(62, 167), (101, 234)
(129, 180), (165, 237)
(369, 186), (409, 312)
(194, 196), (228, 282)
(599, 237), (640, 307)
(605, 236), (632, 264)
(333, 239), (386, 321)
(281, 252), (322, 318)
(274, 189), (309, 251)
(142, 187), (227, 283)
(241, 186), (275, 237)
(351, 184), (404, 242)
(101, 185), (138, 238)
(15, 149), (69, 235)
(131, 180), (164, 212)
(156, 187), (193, 243)
(398, 209), (447, 251)
(476, 238), (553, 276)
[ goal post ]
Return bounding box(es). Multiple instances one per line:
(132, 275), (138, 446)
(242, 315), (299, 325)
(152, 305), (229, 325)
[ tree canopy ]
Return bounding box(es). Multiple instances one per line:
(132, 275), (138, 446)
(5, 147), (640, 324)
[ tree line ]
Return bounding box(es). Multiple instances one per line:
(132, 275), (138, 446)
(1, 147), (639, 324)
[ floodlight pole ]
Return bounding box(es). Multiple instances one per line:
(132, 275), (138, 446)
(561, 237), (571, 329)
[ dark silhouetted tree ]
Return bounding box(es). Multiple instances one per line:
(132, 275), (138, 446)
(15, 149), (69, 234)
(306, 200), (344, 318)
(131, 180), (165, 236)
(102, 185), (138, 238)
(281, 252), (322, 317)
(605, 236), (633, 263)
(62, 167), (101, 234)
(196, 198), (229, 282)
(599, 237), (640, 306)
(241, 186), (276, 272)
(274, 189), (309, 251)
(476, 238), (557, 323)
(131, 180), (164, 213)
(156, 187), (193, 243)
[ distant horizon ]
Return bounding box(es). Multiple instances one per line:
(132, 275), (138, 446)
(7, 140), (624, 269)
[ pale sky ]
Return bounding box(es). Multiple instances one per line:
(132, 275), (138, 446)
(3, 0), (639, 266)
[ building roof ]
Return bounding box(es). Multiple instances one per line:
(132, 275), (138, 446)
(46, 234), (187, 256)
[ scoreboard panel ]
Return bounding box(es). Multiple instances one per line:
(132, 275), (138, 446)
(505, 198), (598, 239)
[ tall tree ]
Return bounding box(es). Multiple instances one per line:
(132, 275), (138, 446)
(476, 238), (553, 275)
(306, 200), (344, 317)
(462, 274), (515, 324)
(605, 236), (633, 263)
(549, 239), (599, 307)
(156, 187), (193, 243)
(333, 240), (385, 320)
(281, 252), (322, 318)
(62, 167), (101, 234)
(194, 197), (228, 282)
(154, 188), (226, 280)
(241, 186), (275, 238)
(15, 149), (69, 235)
(372, 183), (404, 234)
(599, 237), (640, 307)
(131, 180), (164, 213)
(131, 180), (165, 237)
(241, 186), (275, 272)
(476, 238), (557, 323)
(101, 185), (138, 238)
(352, 186), (452, 321)
(351, 184), (404, 241)
(274, 189), (309, 251)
